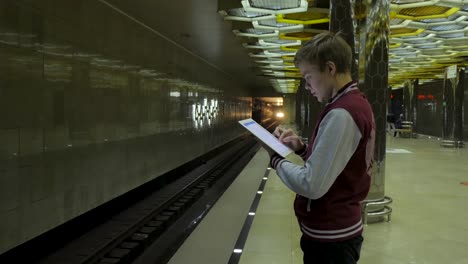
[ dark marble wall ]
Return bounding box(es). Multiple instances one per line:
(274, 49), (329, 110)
(0, 0), (253, 253)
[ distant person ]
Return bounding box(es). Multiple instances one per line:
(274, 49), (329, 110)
(394, 114), (403, 137)
(264, 32), (375, 264)
(387, 112), (396, 135)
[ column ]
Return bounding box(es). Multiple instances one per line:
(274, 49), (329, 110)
(412, 79), (419, 131)
(441, 66), (464, 147)
(401, 79), (418, 137)
(295, 80), (304, 130)
(454, 69), (464, 146)
(330, 0), (358, 80)
(282, 94), (296, 125)
(355, 0), (391, 223)
(402, 80), (416, 123)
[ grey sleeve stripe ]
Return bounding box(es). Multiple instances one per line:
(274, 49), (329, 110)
(275, 109), (362, 199)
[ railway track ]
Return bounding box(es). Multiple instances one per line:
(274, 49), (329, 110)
(36, 136), (258, 264)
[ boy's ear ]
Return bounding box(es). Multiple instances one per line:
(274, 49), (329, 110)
(326, 61), (336, 75)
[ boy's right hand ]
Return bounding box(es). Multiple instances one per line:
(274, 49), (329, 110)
(273, 126), (305, 152)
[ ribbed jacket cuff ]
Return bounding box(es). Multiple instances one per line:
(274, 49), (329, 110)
(295, 144), (308, 160)
(270, 154), (284, 170)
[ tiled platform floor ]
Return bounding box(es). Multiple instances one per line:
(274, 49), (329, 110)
(170, 136), (468, 264)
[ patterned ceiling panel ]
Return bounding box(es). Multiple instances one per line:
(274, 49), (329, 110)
(249, 0), (301, 10)
(399, 6), (450, 17)
(259, 18), (296, 27)
(227, 8), (270, 18)
(219, 0), (468, 92)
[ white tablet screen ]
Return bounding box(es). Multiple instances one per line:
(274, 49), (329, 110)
(239, 118), (293, 157)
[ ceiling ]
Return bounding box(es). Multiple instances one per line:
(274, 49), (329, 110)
(218, 0), (468, 91)
(108, 0), (468, 95)
(388, 0), (468, 87)
(106, 0), (278, 96)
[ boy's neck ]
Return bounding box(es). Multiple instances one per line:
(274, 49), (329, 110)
(332, 73), (353, 97)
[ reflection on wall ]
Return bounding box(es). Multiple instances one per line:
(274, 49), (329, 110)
(0, 0), (251, 253)
(192, 98), (219, 129)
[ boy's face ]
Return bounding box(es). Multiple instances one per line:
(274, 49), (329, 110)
(298, 61), (333, 103)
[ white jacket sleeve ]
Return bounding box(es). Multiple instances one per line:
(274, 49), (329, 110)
(275, 108), (362, 199)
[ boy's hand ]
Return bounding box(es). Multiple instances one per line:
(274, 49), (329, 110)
(273, 126), (305, 152)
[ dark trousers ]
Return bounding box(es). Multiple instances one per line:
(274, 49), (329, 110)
(300, 235), (363, 264)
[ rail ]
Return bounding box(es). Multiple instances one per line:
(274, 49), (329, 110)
(362, 196), (393, 225)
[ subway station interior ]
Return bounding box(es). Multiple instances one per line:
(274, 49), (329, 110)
(1, 0), (468, 263)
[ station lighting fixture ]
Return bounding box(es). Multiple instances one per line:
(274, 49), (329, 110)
(218, 8), (276, 22)
(276, 9), (330, 25)
(241, 0), (308, 15)
(242, 38), (301, 50)
(252, 18), (304, 32)
(255, 58), (284, 64)
(279, 31), (317, 41)
(242, 43), (280, 50)
(233, 28), (279, 38)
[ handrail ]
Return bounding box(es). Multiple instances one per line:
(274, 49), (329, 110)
(362, 196), (393, 225)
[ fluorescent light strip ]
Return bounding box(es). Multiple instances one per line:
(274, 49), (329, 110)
(253, 20), (304, 32)
(233, 29), (279, 38)
(241, 0), (308, 15)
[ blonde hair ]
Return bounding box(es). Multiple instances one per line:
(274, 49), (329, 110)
(294, 32), (352, 73)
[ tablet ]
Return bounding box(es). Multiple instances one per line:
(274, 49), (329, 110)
(239, 118), (293, 157)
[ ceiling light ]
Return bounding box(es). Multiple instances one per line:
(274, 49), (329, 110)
(253, 19), (304, 32)
(219, 8), (276, 21)
(233, 29), (279, 38)
(241, 0), (308, 15)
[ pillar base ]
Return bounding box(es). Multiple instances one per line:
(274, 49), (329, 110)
(361, 196), (393, 225)
(441, 140), (464, 148)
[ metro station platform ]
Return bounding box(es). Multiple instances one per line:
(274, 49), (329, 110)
(167, 136), (468, 264)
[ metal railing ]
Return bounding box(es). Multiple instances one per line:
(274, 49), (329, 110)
(362, 196), (393, 225)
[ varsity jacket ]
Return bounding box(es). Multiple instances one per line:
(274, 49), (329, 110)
(270, 81), (375, 242)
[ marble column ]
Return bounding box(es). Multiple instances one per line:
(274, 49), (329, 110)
(330, 0), (359, 80)
(282, 94), (296, 124)
(442, 67), (465, 147)
(402, 79), (417, 123)
(295, 79), (304, 130)
(455, 68), (465, 146)
(295, 79), (307, 135)
(295, 79), (322, 141)
(441, 68), (465, 147)
(354, 0), (391, 221)
(412, 79), (419, 131)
